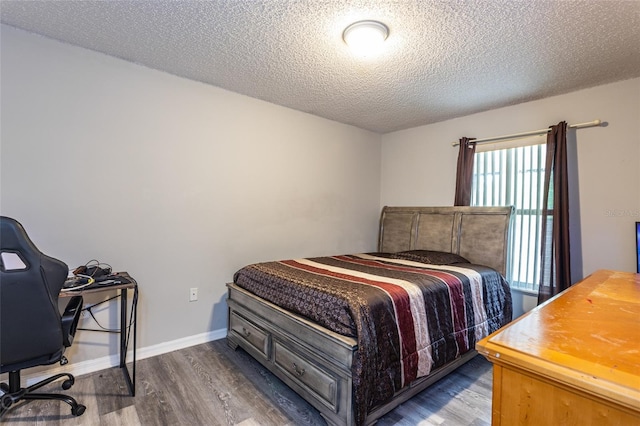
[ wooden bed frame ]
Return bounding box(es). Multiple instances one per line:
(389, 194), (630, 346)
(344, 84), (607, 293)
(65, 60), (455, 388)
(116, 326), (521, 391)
(227, 206), (514, 425)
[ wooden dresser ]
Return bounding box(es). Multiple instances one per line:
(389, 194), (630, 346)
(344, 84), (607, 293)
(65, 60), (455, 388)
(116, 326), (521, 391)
(477, 269), (640, 425)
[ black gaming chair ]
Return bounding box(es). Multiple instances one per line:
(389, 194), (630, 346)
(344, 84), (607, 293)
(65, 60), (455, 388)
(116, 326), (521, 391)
(0, 216), (86, 417)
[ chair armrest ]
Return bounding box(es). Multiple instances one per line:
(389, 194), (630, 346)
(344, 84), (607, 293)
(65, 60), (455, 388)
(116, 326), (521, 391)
(61, 296), (83, 347)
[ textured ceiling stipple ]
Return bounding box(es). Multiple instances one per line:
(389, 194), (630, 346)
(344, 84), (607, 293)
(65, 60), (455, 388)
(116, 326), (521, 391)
(1, 1), (639, 134)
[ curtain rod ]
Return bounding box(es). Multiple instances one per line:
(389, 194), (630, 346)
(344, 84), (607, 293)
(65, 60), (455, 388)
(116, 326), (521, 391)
(451, 119), (602, 147)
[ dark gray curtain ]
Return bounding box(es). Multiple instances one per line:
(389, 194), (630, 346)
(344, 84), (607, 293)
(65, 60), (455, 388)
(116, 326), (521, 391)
(454, 137), (476, 206)
(538, 121), (571, 304)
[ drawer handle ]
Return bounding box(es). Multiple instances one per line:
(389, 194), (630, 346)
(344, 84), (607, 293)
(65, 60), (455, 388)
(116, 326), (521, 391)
(241, 327), (251, 337)
(292, 363), (305, 377)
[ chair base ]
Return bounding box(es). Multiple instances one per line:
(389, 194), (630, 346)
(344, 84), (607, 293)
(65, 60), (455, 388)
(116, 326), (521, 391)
(0, 370), (86, 417)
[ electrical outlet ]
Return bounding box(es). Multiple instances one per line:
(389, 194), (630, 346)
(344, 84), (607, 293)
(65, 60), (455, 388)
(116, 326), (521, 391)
(189, 287), (198, 302)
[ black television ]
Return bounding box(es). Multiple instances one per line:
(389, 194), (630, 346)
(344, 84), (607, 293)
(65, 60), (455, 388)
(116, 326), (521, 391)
(637, 222), (640, 273)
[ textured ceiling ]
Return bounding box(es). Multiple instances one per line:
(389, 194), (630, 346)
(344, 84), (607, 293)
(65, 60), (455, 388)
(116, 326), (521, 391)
(2, 1), (639, 134)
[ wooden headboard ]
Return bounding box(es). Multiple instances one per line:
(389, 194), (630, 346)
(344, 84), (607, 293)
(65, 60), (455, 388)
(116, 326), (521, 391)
(378, 206), (515, 277)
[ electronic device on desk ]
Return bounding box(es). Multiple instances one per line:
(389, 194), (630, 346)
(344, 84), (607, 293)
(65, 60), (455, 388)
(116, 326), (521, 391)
(61, 275), (94, 292)
(64, 259), (131, 291)
(72, 260), (112, 280)
(91, 273), (132, 287)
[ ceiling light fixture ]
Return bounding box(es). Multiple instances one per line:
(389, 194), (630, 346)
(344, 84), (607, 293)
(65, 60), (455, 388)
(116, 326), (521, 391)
(342, 20), (389, 57)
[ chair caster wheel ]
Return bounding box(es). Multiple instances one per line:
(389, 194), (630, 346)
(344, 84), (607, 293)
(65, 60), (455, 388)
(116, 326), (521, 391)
(62, 377), (74, 390)
(71, 404), (86, 416)
(1, 393), (13, 410)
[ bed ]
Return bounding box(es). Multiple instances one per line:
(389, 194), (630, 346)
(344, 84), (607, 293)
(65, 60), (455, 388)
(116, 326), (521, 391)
(227, 206), (514, 426)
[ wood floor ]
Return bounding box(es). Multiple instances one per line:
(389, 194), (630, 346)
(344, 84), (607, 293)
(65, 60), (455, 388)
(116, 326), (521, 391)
(0, 339), (493, 425)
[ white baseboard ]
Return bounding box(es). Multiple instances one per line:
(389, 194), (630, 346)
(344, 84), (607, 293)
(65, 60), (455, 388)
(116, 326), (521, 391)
(11, 328), (227, 386)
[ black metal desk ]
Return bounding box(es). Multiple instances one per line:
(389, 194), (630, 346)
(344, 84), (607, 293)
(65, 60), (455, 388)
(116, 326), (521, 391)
(60, 272), (138, 396)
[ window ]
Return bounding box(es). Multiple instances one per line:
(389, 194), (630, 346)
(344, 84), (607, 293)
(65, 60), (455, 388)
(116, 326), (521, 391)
(471, 140), (546, 293)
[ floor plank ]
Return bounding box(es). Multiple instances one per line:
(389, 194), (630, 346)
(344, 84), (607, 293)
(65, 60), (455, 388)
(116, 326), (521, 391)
(0, 339), (493, 425)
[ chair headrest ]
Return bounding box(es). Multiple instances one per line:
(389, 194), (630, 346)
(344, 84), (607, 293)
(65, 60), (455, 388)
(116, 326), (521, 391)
(1, 216), (41, 271)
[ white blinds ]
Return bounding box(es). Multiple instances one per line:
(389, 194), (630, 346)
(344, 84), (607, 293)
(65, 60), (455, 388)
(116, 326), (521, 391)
(472, 143), (546, 293)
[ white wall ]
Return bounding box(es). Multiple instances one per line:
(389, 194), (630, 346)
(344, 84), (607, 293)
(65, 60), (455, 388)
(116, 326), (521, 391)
(381, 78), (640, 316)
(0, 26), (381, 365)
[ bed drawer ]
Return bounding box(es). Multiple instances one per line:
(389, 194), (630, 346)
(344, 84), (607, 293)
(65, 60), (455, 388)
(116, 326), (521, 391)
(274, 339), (338, 411)
(229, 312), (270, 359)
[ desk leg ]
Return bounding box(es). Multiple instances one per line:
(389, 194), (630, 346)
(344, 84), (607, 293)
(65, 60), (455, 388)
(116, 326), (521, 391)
(132, 285), (137, 396)
(120, 289), (126, 369)
(119, 288), (137, 396)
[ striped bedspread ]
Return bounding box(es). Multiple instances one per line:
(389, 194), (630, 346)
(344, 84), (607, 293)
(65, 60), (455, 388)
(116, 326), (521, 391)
(233, 252), (512, 424)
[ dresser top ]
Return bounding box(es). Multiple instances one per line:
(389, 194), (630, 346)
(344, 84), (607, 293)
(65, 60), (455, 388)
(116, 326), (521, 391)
(477, 269), (640, 408)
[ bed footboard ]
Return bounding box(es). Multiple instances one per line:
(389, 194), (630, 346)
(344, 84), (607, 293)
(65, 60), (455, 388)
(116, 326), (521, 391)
(227, 283), (356, 426)
(227, 283), (478, 426)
